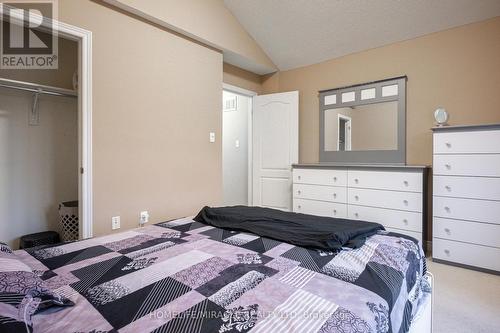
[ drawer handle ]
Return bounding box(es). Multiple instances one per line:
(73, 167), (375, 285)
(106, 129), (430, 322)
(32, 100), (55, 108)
(445, 142), (452, 148)
(333, 209), (337, 215)
(445, 164), (451, 169)
(297, 190), (301, 195)
(403, 180), (409, 186)
(444, 249), (450, 256)
(298, 175), (301, 180)
(445, 185), (451, 191)
(354, 178), (359, 184)
(354, 213), (359, 218)
(354, 195), (359, 200)
(403, 219), (408, 225)
(403, 199), (408, 205)
(444, 228), (451, 234)
(333, 193), (337, 198)
(444, 206), (451, 212)
(297, 205), (301, 209)
(333, 176), (337, 182)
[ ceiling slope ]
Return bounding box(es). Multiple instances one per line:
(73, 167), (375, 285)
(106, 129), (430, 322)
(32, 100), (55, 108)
(224, 0), (500, 70)
(104, 0), (277, 74)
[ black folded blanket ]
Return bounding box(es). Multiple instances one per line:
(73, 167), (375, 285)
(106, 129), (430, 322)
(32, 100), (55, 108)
(194, 206), (384, 251)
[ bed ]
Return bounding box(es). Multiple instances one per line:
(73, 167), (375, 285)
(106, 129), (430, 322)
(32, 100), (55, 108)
(8, 210), (432, 333)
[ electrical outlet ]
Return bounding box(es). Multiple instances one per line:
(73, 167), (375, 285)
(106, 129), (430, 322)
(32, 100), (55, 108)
(140, 211), (149, 225)
(209, 132), (216, 143)
(111, 216), (120, 230)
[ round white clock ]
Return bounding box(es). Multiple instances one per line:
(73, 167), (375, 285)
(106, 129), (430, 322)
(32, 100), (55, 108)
(434, 107), (449, 126)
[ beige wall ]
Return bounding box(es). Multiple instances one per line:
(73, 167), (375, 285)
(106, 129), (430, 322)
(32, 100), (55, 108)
(263, 17), (500, 166)
(57, 0), (223, 236)
(349, 102), (398, 151)
(223, 63), (263, 94)
(107, 0), (276, 74)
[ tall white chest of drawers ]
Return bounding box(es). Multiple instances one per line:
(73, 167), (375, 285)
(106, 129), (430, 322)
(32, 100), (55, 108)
(432, 124), (500, 273)
(292, 165), (428, 244)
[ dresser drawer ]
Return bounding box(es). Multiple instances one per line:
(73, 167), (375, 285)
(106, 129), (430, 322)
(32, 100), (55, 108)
(433, 238), (500, 272)
(434, 130), (500, 154)
(433, 217), (500, 248)
(434, 176), (500, 200)
(433, 154), (500, 177)
(293, 184), (347, 203)
(433, 196), (500, 225)
(293, 168), (347, 186)
(385, 227), (422, 244)
(348, 205), (422, 232)
(348, 169), (422, 192)
(348, 188), (422, 212)
(293, 199), (347, 218)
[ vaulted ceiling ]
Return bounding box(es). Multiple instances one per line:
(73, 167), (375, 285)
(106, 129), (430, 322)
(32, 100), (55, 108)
(224, 0), (500, 71)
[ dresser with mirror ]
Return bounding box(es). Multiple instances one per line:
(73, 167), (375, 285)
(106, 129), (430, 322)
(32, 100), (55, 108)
(293, 76), (429, 245)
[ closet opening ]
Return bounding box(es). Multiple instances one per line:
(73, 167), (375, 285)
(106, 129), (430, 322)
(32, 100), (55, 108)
(0, 9), (92, 249)
(222, 84), (255, 206)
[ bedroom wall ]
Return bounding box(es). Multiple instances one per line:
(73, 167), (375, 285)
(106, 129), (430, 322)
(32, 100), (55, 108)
(57, 0), (223, 236)
(262, 17), (500, 241)
(223, 63), (263, 94)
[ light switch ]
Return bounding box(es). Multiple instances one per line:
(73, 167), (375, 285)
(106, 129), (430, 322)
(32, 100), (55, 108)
(209, 132), (216, 143)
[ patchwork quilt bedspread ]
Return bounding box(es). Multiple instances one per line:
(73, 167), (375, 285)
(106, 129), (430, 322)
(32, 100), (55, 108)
(15, 217), (429, 333)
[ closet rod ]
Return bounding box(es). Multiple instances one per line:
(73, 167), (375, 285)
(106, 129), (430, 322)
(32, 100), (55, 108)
(0, 78), (77, 98)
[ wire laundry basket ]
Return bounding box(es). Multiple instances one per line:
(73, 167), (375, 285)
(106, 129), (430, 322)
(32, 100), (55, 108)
(59, 201), (79, 241)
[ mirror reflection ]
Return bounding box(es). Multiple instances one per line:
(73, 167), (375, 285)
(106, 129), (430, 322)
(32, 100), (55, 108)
(324, 101), (398, 151)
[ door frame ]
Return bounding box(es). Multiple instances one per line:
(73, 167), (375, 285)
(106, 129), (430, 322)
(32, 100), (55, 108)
(337, 114), (352, 151)
(1, 5), (94, 239)
(222, 83), (256, 205)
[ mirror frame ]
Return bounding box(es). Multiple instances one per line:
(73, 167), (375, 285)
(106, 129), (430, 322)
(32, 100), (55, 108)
(319, 76), (407, 164)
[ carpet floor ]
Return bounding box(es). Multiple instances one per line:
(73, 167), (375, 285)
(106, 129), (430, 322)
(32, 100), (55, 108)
(426, 259), (500, 332)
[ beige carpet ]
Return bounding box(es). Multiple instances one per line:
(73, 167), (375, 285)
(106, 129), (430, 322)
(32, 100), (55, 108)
(427, 259), (500, 332)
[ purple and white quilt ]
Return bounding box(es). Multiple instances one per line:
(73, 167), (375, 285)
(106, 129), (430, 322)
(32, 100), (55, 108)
(14, 217), (429, 333)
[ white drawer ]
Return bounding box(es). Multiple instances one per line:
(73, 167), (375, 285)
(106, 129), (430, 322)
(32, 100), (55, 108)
(348, 188), (422, 212)
(433, 154), (500, 177)
(385, 227), (422, 244)
(348, 205), (422, 232)
(434, 176), (500, 200)
(434, 130), (500, 154)
(348, 169), (422, 192)
(433, 196), (500, 225)
(433, 238), (500, 272)
(293, 184), (347, 203)
(293, 199), (347, 218)
(433, 217), (500, 248)
(293, 168), (347, 186)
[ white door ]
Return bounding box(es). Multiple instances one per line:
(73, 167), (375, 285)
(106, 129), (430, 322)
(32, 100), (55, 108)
(252, 91), (298, 211)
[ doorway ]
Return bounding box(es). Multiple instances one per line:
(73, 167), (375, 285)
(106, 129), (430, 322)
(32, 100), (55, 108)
(222, 84), (255, 206)
(338, 114), (352, 151)
(0, 6), (93, 247)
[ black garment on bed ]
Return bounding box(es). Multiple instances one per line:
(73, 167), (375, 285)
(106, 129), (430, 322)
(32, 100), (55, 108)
(194, 206), (384, 251)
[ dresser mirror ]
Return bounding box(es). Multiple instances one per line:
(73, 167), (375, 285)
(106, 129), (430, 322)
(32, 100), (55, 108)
(319, 76), (406, 164)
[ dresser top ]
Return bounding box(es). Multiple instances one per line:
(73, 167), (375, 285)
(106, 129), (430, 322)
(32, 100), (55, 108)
(293, 163), (429, 170)
(432, 123), (500, 132)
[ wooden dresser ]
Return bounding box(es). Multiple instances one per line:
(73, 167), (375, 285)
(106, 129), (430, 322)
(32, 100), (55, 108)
(292, 164), (428, 244)
(432, 124), (500, 274)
